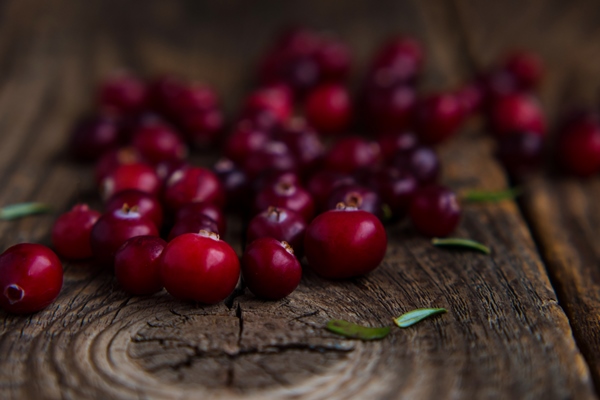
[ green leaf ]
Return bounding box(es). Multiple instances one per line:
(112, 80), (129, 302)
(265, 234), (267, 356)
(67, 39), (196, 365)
(0, 202), (52, 220)
(393, 308), (447, 328)
(431, 237), (490, 254)
(381, 203), (393, 222)
(326, 319), (390, 340)
(462, 187), (522, 203)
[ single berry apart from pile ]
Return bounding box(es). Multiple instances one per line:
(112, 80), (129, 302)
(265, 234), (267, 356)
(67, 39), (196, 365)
(409, 185), (461, 237)
(115, 236), (166, 295)
(52, 204), (101, 260)
(160, 231), (240, 304)
(0, 243), (63, 314)
(241, 238), (302, 300)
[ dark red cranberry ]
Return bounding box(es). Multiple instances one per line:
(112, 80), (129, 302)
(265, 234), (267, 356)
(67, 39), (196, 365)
(171, 82), (218, 115)
(557, 108), (600, 133)
(147, 74), (184, 118)
(489, 93), (546, 137)
(223, 123), (271, 165)
(315, 37), (350, 82)
(455, 82), (485, 116)
(393, 145), (440, 185)
(327, 184), (382, 218)
(212, 158), (251, 212)
(409, 185), (461, 237)
(168, 214), (219, 241)
(243, 84), (293, 124)
(496, 132), (544, 177)
(253, 170), (301, 195)
(557, 119), (600, 177)
(372, 167), (419, 217)
(98, 73), (147, 115)
(51, 204), (101, 260)
(115, 236), (166, 295)
(273, 118), (324, 174)
(305, 83), (352, 135)
(479, 68), (521, 102)
(247, 206), (307, 254)
(241, 238), (302, 300)
(101, 162), (161, 200)
(414, 93), (465, 145)
(94, 147), (144, 185)
(377, 131), (419, 164)
(306, 170), (356, 212)
(163, 167), (225, 211)
(105, 190), (164, 229)
(503, 51), (543, 91)
(304, 204), (387, 279)
(155, 159), (189, 185)
(0, 244), (63, 314)
(281, 53), (321, 97)
(131, 122), (187, 165)
(324, 136), (381, 174)
(160, 231), (240, 304)
(364, 82), (417, 131)
(370, 36), (423, 85)
(238, 107), (281, 133)
(181, 107), (224, 149)
(254, 182), (315, 222)
(242, 141), (297, 179)
(68, 114), (121, 162)
(90, 205), (159, 265)
(176, 202), (226, 237)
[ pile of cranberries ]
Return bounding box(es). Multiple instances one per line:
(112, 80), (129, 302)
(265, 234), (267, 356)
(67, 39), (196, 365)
(1, 27), (597, 315)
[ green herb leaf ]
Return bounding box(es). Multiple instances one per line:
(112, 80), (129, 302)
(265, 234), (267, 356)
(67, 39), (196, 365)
(393, 308), (447, 328)
(462, 187), (522, 203)
(381, 203), (393, 222)
(326, 319), (390, 340)
(431, 238), (490, 254)
(0, 202), (52, 220)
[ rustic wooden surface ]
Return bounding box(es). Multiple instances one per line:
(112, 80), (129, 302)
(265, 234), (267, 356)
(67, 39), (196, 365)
(0, 1), (599, 399)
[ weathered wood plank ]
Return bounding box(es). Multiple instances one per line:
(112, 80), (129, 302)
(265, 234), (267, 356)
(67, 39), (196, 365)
(0, 0), (595, 399)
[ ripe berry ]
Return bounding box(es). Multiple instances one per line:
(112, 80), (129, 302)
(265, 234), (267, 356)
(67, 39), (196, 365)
(51, 204), (101, 260)
(168, 214), (219, 241)
(223, 123), (271, 165)
(68, 114), (121, 162)
(326, 184), (382, 218)
(369, 36), (423, 85)
(105, 190), (164, 229)
(376, 131), (419, 164)
(212, 158), (251, 212)
(163, 167), (225, 211)
(241, 238), (302, 300)
(372, 167), (419, 217)
(304, 204), (387, 279)
(181, 107), (224, 149)
(253, 170), (301, 195)
(305, 83), (352, 135)
(98, 73), (147, 115)
(176, 202), (226, 237)
(306, 170), (356, 212)
(131, 122), (187, 165)
(155, 159), (189, 185)
(171, 82), (218, 115)
(364, 82), (416, 132)
(242, 141), (297, 179)
(503, 51), (543, 91)
(489, 93), (546, 137)
(94, 147), (144, 185)
(115, 236), (166, 295)
(315, 37), (350, 82)
(147, 74), (184, 118)
(253, 182), (315, 222)
(496, 132), (544, 178)
(0, 243), (63, 314)
(101, 162), (161, 200)
(409, 185), (461, 237)
(247, 206), (307, 254)
(243, 84), (293, 124)
(324, 136), (381, 174)
(160, 231), (240, 304)
(273, 118), (324, 174)
(557, 119), (600, 177)
(414, 93), (465, 145)
(455, 82), (485, 116)
(392, 145), (440, 185)
(90, 205), (159, 265)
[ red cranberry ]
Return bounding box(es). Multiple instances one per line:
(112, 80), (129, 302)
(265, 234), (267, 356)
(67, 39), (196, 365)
(168, 215), (218, 241)
(171, 82), (218, 116)
(0, 244), (63, 314)
(281, 53), (321, 97)
(212, 158), (251, 212)
(479, 68), (521, 102)
(147, 74), (184, 118)
(163, 167), (225, 211)
(325, 136), (381, 174)
(51, 204), (101, 260)
(176, 202), (226, 237)
(273, 118), (325, 174)
(90, 205), (159, 265)
(305, 83), (352, 135)
(503, 51), (543, 91)
(327, 184), (382, 218)
(370, 36), (423, 85)
(315, 37), (350, 82)
(247, 206), (307, 254)
(94, 147), (144, 185)
(243, 84), (293, 124)
(306, 170), (356, 212)
(69, 114), (121, 162)
(557, 119), (600, 177)
(155, 159), (189, 185)
(455, 82), (485, 116)
(160, 231), (240, 304)
(131, 122), (187, 165)
(98, 73), (147, 115)
(101, 162), (161, 200)
(393, 145), (440, 185)
(304, 204), (387, 279)
(414, 93), (465, 145)
(489, 93), (546, 137)
(496, 132), (544, 178)
(409, 185), (461, 237)
(223, 123), (271, 165)
(377, 131), (419, 164)
(372, 167), (419, 217)
(241, 238), (302, 300)
(115, 236), (166, 295)
(238, 107), (281, 134)
(242, 141), (297, 179)
(364, 83), (416, 131)
(253, 170), (301, 195)
(254, 182), (315, 222)
(181, 107), (224, 149)
(105, 190), (164, 229)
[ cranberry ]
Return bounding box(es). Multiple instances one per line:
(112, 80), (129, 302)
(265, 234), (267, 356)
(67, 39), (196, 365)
(160, 231), (240, 304)
(247, 206), (307, 254)
(409, 185), (461, 237)
(51, 204), (101, 260)
(105, 190), (164, 229)
(147, 74), (184, 118)
(94, 147), (144, 185)
(101, 162), (161, 200)
(115, 236), (166, 295)
(304, 204), (387, 279)
(243, 84), (293, 124)
(253, 182), (315, 222)
(326, 184), (382, 218)
(176, 202), (226, 237)
(414, 93), (465, 145)
(241, 238), (302, 300)
(171, 82), (218, 115)
(306, 170), (356, 212)
(305, 83), (352, 135)
(163, 167), (225, 211)
(503, 51), (543, 91)
(364, 82), (416, 131)
(324, 136), (381, 174)
(489, 93), (546, 137)
(212, 158), (251, 212)
(315, 37), (350, 82)
(90, 205), (159, 265)
(98, 73), (147, 115)
(181, 107), (224, 149)
(377, 131), (419, 164)
(479, 68), (520, 101)
(168, 214), (219, 241)
(455, 82), (485, 116)
(281, 53), (321, 97)
(369, 36), (423, 85)
(223, 123), (271, 165)
(496, 132), (544, 178)
(273, 118), (324, 174)
(0, 244), (63, 314)
(392, 145), (440, 185)
(372, 167), (418, 217)
(242, 141), (297, 179)
(238, 107), (281, 134)
(253, 170), (301, 195)
(68, 114), (121, 162)
(557, 119), (600, 177)
(131, 122), (187, 164)
(155, 159), (189, 185)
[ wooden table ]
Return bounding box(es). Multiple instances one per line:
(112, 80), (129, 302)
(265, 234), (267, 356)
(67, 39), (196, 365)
(1, 0), (600, 398)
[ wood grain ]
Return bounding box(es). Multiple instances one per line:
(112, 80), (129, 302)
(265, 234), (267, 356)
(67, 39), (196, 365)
(0, 0), (596, 399)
